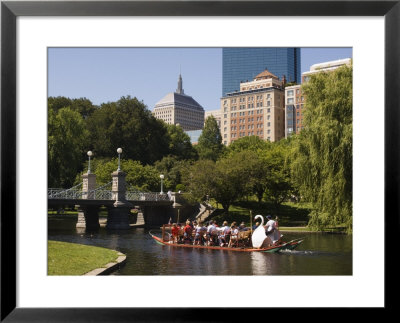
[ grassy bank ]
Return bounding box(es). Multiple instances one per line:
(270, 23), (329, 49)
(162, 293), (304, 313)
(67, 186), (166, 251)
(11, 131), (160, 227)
(48, 240), (120, 275)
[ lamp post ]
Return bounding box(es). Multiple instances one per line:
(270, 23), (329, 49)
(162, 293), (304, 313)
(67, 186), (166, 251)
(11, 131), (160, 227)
(87, 151), (93, 174)
(160, 174), (164, 194)
(117, 148), (122, 171)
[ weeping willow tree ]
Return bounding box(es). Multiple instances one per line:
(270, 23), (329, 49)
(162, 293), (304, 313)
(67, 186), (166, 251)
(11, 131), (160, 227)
(290, 64), (352, 232)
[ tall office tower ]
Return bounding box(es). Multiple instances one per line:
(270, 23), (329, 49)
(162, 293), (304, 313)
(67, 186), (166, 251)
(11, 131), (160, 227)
(220, 68), (285, 145)
(153, 74), (205, 131)
(222, 48), (301, 96)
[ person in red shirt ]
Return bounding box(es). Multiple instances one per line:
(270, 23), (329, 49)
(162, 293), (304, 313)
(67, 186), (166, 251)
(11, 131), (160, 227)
(171, 223), (179, 244)
(183, 220), (193, 244)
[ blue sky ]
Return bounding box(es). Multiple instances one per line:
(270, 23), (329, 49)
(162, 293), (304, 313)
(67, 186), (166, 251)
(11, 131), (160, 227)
(48, 47), (352, 111)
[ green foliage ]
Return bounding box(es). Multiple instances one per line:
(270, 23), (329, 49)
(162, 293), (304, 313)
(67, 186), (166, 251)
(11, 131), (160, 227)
(48, 96), (96, 119)
(166, 124), (198, 160)
(225, 135), (270, 156)
(48, 107), (89, 187)
(291, 65), (353, 232)
(80, 158), (161, 191)
(184, 151), (256, 212)
(154, 156), (192, 191)
(196, 116), (224, 161)
(85, 96), (170, 164)
(262, 141), (294, 209)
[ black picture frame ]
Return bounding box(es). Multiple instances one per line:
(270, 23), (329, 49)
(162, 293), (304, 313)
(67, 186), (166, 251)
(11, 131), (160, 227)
(1, 0), (398, 321)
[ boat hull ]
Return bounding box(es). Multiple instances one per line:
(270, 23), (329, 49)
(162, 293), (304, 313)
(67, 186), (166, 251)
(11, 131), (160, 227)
(149, 233), (301, 253)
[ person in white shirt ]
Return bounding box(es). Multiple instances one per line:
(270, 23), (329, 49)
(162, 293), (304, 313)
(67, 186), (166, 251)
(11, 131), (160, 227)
(218, 221), (230, 247)
(228, 223), (239, 247)
(206, 220), (218, 245)
(264, 215), (281, 245)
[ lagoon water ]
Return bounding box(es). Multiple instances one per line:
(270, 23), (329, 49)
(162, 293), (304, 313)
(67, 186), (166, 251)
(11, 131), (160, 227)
(48, 216), (352, 275)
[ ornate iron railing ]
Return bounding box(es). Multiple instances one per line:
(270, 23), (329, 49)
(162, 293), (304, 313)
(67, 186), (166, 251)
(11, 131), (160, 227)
(48, 187), (171, 202)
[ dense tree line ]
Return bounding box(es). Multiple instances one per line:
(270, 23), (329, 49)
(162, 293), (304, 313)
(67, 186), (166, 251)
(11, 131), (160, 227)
(48, 95), (196, 188)
(48, 64), (352, 231)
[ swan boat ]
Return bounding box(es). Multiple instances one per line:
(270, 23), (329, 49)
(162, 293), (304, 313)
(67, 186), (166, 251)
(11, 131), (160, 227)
(149, 215), (303, 253)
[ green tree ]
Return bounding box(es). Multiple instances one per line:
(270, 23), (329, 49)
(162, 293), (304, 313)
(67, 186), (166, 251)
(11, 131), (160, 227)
(184, 151), (253, 212)
(196, 116), (224, 161)
(48, 96), (96, 119)
(291, 65), (353, 232)
(225, 135), (269, 156)
(86, 96), (170, 164)
(154, 156), (192, 191)
(48, 107), (89, 188)
(263, 142), (293, 210)
(80, 158), (160, 191)
(166, 124), (198, 160)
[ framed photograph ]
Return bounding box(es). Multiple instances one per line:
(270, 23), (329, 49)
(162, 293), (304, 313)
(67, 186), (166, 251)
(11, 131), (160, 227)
(1, 0), (398, 321)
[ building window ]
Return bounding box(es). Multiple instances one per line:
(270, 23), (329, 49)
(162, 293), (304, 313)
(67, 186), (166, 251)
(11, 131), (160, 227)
(287, 90), (294, 96)
(287, 98), (294, 104)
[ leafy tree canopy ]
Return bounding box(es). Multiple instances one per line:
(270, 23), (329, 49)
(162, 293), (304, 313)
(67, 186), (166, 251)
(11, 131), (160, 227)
(48, 96), (96, 119)
(196, 115), (224, 161)
(48, 107), (89, 188)
(166, 124), (198, 160)
(291, 65), (353, 232)
(85, 96), (170, 165)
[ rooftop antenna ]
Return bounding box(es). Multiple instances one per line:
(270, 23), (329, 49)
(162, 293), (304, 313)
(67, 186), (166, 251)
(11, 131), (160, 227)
(177, 67), (184, 94)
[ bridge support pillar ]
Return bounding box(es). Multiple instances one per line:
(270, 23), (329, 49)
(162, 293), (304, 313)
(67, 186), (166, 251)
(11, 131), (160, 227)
(106, 170), (133, 230)
(76, 205), (100, 230)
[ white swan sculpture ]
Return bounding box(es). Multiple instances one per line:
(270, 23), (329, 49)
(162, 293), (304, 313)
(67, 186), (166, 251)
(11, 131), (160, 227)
(252, 215), (267, 248)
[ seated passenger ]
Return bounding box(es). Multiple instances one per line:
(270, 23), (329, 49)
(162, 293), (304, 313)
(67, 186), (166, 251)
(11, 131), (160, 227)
(228, 223), (239, 247)
(171, 223), (179, 244)
(252, 221), (260, 230)
(207, 220), (218, 246)
(193, 222), (205, 245)
(218, 221), (230, 247)
(183, 220), (193, 243)
(239, 222), (249, 231)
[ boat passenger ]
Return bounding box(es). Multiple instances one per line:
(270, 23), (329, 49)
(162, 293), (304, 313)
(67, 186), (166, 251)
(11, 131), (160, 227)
(171, 223), (180, 244)
(218, 221), (230, 247)
(193, 222), (205, 245)
(252, 221), (260, 230)
(183, 220), (193, 243)
(239, 222), (250, 231)
(228, 223), (239, 248)
(264, 215), (282, 245)
(206, 220), (218, 246)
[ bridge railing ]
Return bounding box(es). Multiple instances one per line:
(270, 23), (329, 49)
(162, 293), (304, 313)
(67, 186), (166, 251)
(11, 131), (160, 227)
(125, 191), (171, 201)
(48, 188), (85, 199)
(48, 189), (172, 202)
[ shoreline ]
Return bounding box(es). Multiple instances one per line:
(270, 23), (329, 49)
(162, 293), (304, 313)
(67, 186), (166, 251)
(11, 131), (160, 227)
(48, 240), (127, 276)
(84, 251), (127, 276)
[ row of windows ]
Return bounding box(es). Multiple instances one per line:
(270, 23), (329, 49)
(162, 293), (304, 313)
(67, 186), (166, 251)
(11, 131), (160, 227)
(229, 124), (264, 131)
(286, 88), (301, 97)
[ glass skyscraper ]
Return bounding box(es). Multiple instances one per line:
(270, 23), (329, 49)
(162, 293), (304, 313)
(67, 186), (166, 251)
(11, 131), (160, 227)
(222, 48), (301, 96)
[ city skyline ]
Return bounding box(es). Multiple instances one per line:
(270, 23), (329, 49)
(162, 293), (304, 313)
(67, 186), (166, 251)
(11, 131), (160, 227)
(48, 47), (352, 112)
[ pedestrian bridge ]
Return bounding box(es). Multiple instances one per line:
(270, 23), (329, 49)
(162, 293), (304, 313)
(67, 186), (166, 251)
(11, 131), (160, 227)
(47, 179), (183, 230)
(48, 186), (172, 207)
